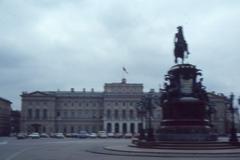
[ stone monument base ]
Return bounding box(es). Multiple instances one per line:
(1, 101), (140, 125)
(158, 125), (215, 141)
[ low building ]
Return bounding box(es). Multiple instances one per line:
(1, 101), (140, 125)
(0, 97), (12, 136)
(10, 110), (21, 134)
(208, 92), (240, 135)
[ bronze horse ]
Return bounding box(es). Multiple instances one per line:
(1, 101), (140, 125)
(174, 26), (190, 64)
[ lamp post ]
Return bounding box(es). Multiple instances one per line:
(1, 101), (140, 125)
(136, 102), (146, 140)
(145, 91), (155, 141)
(229, 93), (239, 145)
(136, 90), (158, 141)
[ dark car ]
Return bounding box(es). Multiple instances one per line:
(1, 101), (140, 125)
(16, 133), (27, 139)
(78, 131), (89, 138)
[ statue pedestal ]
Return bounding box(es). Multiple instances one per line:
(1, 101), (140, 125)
(159, 98), (212, 141)
(159, 64), (214, 142)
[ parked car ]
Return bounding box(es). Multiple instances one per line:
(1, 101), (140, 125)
(113, 133), (123, 138)
(107, 132), (114, 138)
(98, 131), (107, 138)
(16, 133), (27, 139)
(28, 132), (40, 139)
(65, 133), (72, 138)
(78, 131), (89, 138)
(124, 133), (133, 138)
(50, 133), (56, 138)
(40, 133), (49, 138)
(55, 133), (65, 138)
(71, 133), (80, 138)
(237, 133), (240, 138)
(88, 132), (97, 138)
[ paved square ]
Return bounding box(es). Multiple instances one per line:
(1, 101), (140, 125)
(0, 137), (240, 160)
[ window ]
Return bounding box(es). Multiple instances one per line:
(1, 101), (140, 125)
(78, 110), (82, 118)
(92, 109), (96, 118)
(130, 109), (134, 119)
(64, 110), (68, 118)
(71, 126), (74, 133)
(71, 110), (75, 118)
(28, 109), (32, 119)
(56, 110), (61, 117)
(42, 126), (46, 132)
(43, 109), (48, 119)
(114, 109), (119, 119)
(122, 110), (126, 119)
(107, 109), (111, 119)
(35, 109), (40, 119)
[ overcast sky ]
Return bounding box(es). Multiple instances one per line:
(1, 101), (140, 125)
(1, 0), (240, 110)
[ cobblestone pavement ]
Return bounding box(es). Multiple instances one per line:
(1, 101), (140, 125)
(0, 137), (240, 160)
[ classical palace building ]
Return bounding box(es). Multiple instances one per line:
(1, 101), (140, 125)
(21, 79), (235, 135)
(21, 79), (150, 134)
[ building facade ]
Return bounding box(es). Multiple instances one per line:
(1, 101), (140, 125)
(21, 79), (234, 135)
(10, 110), (21, 134)
(0, 97), (12, 136)
(103, 78), (144, 134)
(21, 79), (150, 134)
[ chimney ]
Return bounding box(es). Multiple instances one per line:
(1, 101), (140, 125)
(91, 88), (94, 92)
(71, 88), (74, 92)
(83, 88), (86, 92)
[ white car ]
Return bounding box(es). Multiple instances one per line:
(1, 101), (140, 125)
(28, 132), (40, 139)
(89, 133), (97, 138)
(124, 133), (133, 138)
(98, 131), (108, 138)
(107, 132), (114, 138)
(55, 133), (65, 138)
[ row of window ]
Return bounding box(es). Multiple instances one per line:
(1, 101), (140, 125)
(27, 124), (103, 133)
(27, 101), (102, 107)
(106, 101), (137, 107)
(106, 109), (139, 119)
(56, 109), (103, 119)
(27, 109), (48, 120)
(26, 101), (138, 107)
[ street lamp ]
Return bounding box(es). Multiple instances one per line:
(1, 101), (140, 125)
(136, 92), (155, 141)
(228, 93), (239, 145)
(145, 91), (156, 141)
(136, 102), (146, 140)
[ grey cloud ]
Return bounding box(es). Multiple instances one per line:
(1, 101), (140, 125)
(0, 0), (240, 109)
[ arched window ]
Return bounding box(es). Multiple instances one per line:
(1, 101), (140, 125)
(107, 123), (112, 133)
(130, 123), (135, 133)
(114, 123), (119, 133)
(122, 123), (127, 134)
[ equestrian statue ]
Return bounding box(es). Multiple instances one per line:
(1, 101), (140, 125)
(174, 26), (190, 64)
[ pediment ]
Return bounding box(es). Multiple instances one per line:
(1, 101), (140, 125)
(28, 91), (50, 97)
